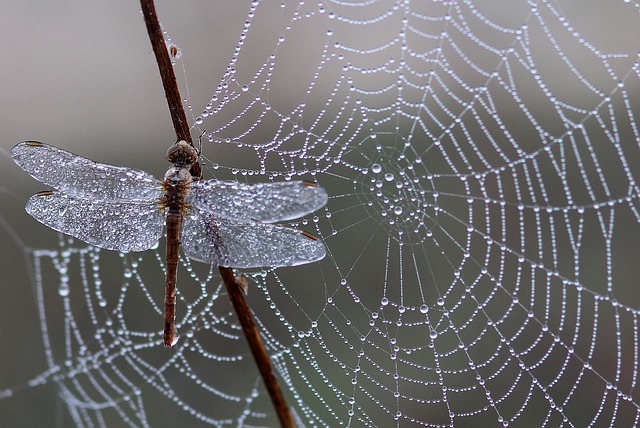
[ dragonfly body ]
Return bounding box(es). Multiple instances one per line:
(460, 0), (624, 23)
(161, 141), (198, 346)
(12, 141), (327, 347)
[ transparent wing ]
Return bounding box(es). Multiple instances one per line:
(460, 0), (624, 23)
(181, 209), (326, 268)
(26, 191), (164, 252)
(12, 141), (162, 202)
(188, 180), (328, 223)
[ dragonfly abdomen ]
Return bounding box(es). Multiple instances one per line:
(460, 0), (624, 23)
(163, 205), (183, 347)
(161, 165), (193, 347)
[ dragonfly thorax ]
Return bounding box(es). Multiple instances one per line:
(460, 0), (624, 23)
(164, 166), (192, 184)
(161, 167), (192, 211)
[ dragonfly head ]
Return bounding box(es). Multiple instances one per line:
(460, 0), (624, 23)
(166, 140), (198, 168)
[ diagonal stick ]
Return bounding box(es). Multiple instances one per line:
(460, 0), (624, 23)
(139, 1), (295, 426)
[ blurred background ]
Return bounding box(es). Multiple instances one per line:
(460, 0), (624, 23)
(1, 1), (640, 426)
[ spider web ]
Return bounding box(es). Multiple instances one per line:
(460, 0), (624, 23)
(3, 0), (640, 426)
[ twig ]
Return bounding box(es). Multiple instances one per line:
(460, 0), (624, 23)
(139, 0), (200, 178)
(139, 1), (295, 426)
(219, 268), (295, 428)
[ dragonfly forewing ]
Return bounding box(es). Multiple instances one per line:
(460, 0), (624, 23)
(12, 141), (162, 202)
(181, 209), (326, 268)
(27, 191), (164, 252)
(187, 180), (328, 223)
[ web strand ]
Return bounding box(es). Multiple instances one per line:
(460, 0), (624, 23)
(3, 0), (640, 426)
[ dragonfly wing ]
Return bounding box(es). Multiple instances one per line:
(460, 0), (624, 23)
(181, 209), (326, 268)
(26, 191), (164, 252)
(12, 141), (162, 202)
(188, 180), (327, 223)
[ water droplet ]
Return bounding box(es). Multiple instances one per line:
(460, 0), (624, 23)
(58, 283), (70, 297)
(371, 164), (382, 173)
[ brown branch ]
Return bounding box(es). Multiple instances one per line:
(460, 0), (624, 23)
(139, 1), (295, 426)
(219, 268), (296, 428)
(139, 0), (201, 178)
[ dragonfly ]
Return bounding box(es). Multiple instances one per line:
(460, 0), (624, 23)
(12, 140), (327, 347)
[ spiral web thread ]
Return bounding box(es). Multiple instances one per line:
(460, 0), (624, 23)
(4, 0), (640, 426)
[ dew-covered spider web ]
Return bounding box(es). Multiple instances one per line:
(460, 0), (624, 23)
(3, 0), (640, 426)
